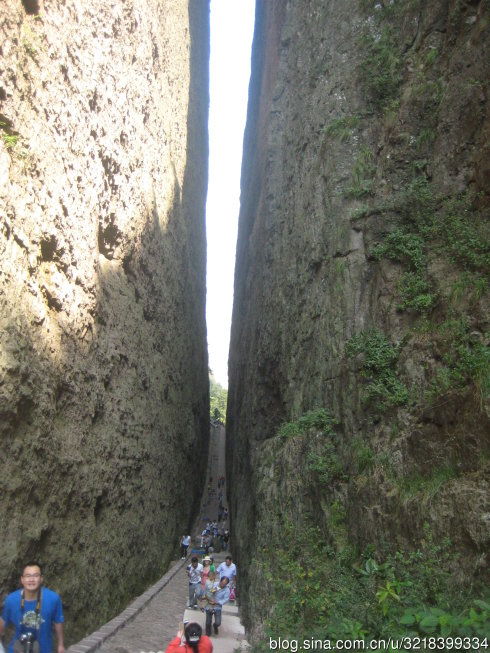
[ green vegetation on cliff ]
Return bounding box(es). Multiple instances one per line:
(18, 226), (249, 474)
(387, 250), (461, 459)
(248, 412), (489, 651)
(228, 1), (489, 650)
(370, 179), (489, 314)
(251, 522), (489, 649)
(345, 329), (409, 410)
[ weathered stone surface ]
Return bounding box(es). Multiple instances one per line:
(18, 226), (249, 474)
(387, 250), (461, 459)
(228, 0), (489, 640)
(0, 0), (209, 643)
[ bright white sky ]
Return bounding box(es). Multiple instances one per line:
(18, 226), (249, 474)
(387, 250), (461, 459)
(206, 0), (256, 388)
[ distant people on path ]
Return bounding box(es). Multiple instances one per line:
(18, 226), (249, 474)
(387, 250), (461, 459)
(181, 534), (191, 559)
(204, 576), (230, 637)
(217, 505), (227, 523)
(187, 557), (203, 609)
(222, 530), (230, 552)
(165, 622), (213, 652)
(203, 533), (213, 554)
(0, 561), (65, 653)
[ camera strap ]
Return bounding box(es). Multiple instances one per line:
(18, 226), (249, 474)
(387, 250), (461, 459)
(20, 589), (42, 634)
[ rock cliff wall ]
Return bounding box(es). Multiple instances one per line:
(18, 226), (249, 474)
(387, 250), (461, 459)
(228, 0), (489, 642)
(0, 0), (209, 641)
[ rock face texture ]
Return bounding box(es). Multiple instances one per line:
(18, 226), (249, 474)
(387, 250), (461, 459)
(228, 0), (489, 642)
(0, 0), (209, 642)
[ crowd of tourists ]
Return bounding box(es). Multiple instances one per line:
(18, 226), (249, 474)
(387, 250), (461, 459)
(164, 553), (237, 652)
(0, 477), (231, 652)
(0, 551), (237, 653)
(167, 475), (237, 651)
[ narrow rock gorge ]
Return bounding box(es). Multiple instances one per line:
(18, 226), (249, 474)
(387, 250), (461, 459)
(228, 0), (489, 644)
(0, 0), (209, 642)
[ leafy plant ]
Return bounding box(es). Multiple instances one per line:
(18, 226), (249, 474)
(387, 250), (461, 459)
(450, 272), (487, 305)
(396, 271), (435, 312)
(435, 195), (490, 273)
(425, 319), (489, 407)
(357, 558), (386, 578)
(397, 466), (458, 503)
(325, 114), (360, 142)
(415, 127), (436, 150)
(329, 499), (347, 527)
(277, 408), (337, 440)
(412, 78), (445, 113)
(327, 618), (368, 642)
(376, 580), (403, 616)
(1, 132), (19, 149)
(400, 600), (489, 637)
(353, 437), (374, 473)
(1, 118), (21, 154)
(22, 24), (41, 59)
(351, 204), (370, 221)
(358, 27), (401, 110)
(371, 227), (436, 313)
(306, 445), (344, 485)
(372, 228), (425, 272)
(345, 146), (376, 198)
(345, 329), (409, 410)
(425, 47), (437, 67)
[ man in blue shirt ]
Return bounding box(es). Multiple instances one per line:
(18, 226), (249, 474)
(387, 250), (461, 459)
(0, 562), (65, 653)
(205, 575), (230, 637)
(216, 556), (237, 585)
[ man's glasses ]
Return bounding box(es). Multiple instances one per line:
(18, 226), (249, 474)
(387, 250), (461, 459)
(23, 573), (41, 579)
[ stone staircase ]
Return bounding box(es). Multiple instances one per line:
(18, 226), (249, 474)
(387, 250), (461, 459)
(67, 424), (249, 652)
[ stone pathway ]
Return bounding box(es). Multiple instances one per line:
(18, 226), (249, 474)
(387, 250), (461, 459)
(67, 424), (249, 653)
